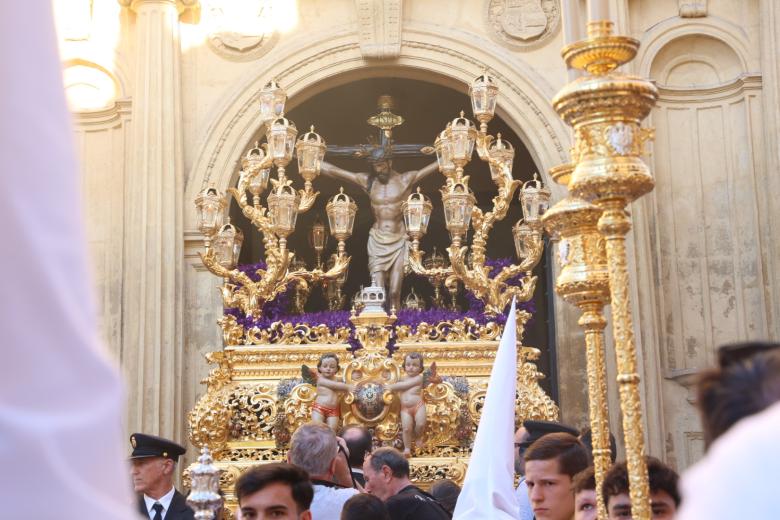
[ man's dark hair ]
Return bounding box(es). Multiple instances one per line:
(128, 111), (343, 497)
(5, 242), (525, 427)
(340, 493), (390, 520)
(717, 341), (780, 368)
(235, 463), (314, 513)
(524, 432), (589, 478)
(602, 457), (680, 508)
(367, 447), (409, 478)
(697, 349), (780, 447)
(430, 478), (461, 515)
(579, 427), (617, 464)
(572, 466), (595, 495)
(339, 425), (373, 469)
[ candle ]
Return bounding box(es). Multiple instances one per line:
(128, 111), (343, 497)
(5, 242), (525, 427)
(587, 0), (609, 22)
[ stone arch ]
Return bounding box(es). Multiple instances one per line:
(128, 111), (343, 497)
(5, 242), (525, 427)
(62, 58), (125, 112)
(637, 17), (752, 81)
(184, 26), (571, 230)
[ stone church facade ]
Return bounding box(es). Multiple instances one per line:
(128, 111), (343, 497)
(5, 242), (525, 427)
(57, 0), (780, 470)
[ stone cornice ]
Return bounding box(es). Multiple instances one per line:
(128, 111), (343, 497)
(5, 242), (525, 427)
(118, 0), (199, 16)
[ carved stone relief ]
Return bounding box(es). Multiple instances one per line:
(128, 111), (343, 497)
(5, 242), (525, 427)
(678, 0), (707, 18)
(486, 0), (560, 49)
(205, 0), (279, 61)
(356, 0), (403, 59)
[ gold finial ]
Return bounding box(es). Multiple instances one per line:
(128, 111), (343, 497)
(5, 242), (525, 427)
(459, 110), (465, 117)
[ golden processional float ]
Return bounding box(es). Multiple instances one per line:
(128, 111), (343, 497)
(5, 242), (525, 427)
(186, 6), (658, 520)
(187, 77), (559, 513)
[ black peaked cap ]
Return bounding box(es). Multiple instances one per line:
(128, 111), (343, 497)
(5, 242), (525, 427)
(129, 433), (186, 461)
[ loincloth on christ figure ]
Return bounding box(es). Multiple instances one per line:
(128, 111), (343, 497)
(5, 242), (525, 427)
(367, 227), (409, 276)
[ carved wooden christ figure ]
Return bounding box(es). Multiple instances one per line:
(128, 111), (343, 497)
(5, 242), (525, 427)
(321, 153), (437, 311)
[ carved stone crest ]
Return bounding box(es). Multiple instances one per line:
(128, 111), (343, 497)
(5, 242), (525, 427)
(487, 0), (560, 49)
(205, 0), (279, 61)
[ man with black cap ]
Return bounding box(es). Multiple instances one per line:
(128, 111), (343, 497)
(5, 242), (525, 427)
(129, 433), (195, 520)
(514, 420), (579, 520)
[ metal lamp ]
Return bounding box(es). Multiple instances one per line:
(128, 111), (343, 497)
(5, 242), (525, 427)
(258, 79), (286, 122)
(487, 133), (515, 183)
(241, 141), (266, 175)
(449, 111), (478, 170)
(469, 72), (499, 131)
(520, 173), (551, 226)
(434, 124), (455, 179)
(213, 219), (244, 269)
(441, 180), (476, 243)
(194, 186), (226, 245)
(308, 215), (328, 268)
(267, 183), (300, 239)
(402, 188), (433, 251)
(326, 188), (357, 254)
(296, 125), (326, 185)
(267, 116), (298, 169)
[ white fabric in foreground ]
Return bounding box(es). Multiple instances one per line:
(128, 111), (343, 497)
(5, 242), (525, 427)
(453, 299), (520, 519)
(0, 2), (136, 518)
(676, 400), (780, 520)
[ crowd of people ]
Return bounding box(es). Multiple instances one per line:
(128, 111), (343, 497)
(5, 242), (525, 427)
(130, 341), (780, 520)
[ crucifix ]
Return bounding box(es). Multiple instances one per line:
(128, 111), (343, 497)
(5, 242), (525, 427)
(321, 95), (438, 312)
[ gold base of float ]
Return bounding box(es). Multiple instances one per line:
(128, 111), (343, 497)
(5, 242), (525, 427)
(187, 308), (558, 516)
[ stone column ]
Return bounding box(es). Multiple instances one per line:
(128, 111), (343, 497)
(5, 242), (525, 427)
(758, 0), (780, 341)
(118, 0), (197, 439)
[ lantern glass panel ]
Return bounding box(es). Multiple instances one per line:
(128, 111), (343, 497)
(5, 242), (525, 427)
(247, 168), (270, 196)
(435, 132), (455, 173)
(513, 222), (532, 260)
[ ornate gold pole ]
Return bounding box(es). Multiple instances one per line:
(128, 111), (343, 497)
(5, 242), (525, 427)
(552, 20), (658, 519)
(543, 164), (612, 520)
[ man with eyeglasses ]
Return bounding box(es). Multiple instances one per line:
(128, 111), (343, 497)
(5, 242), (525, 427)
(288, 422), (358, 519)
(515, 420), (580, 520)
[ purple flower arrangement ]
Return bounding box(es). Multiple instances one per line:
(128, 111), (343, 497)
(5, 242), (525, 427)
(225, 257), (536, 353)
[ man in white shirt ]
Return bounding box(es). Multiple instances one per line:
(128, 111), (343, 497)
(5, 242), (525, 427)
(130, 433), (195, 520)
(288, 422), (358, 519)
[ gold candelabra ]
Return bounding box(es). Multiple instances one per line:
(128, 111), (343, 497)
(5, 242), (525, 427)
(404, 74), (551, 316)
(550, 19), (658, 519)
(194, 81), (358, 318)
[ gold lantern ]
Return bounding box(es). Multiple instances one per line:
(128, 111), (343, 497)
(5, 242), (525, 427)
(267, 116), (298, 170)
(520, 174), (551, 226)
(267, 182), (300, 240)
(326, 188), (357, 254)
(241, 142), (266, 175)
(402, 188), (433, 251)
(434, 124), (456, 179)
(441, 180), (476, 244)
(213, 219), (244, 269)
(258, 79), (286, 122)
(469, 72), (499, 132)
(194, 186), (226, 245)
(487, 133), (515, 183)
(296, 125), (326, 187)
(448, 111), (478, 171)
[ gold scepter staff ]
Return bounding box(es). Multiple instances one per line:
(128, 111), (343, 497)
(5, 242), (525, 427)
(552, 19), (658, 518)
(543, 163), (612, 520)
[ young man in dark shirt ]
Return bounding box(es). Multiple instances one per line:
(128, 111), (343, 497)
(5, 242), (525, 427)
(363, 447), (451, 520)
